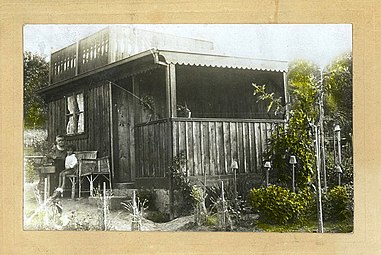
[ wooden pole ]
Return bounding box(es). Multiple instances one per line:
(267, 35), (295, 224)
(103, 182), (107, 231)
(315, 125), (324, 233)
(204, 169), (207, 191)
(319, 70), (328, 190)
(108, 82), (115, 181)
(292, 164), (295, 193)
(44, 177), (48, 204)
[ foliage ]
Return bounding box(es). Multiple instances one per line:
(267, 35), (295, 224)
(122, 193), (148, 231)
(137, 189), (157, 211)
(252, 83), (284, 116)
(323, 185), (353, 222)
(249, 185), (314, 225)
(23, 52), (49, 128)
(25, 189), (64, 230)
(168, 152), (193, 213)
(24, 161), (39, 183)
(254, 60), (320, 189)
(191, 185), (207, 225)
(190, 185), (205, 203)
(205, 214), (218, 227)
(205, 183), (251, 229)
(323, 52), (353, 140)
(323, 52), (353, 188)
(256, 219), (353, 233)
(140, 95), (155, 113)
(93, 188), (113, 230)
(62, 211), (99, 231)
(177, 103), (191, 117)
(325, 150), (353, 187)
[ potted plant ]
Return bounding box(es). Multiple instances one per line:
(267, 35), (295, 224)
(140, 95), (155, 122)
(177, 103), (191, 118)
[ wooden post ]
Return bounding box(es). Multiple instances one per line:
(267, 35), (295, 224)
(44, 177), (48, 203)
(292, 164), (295, 193)
(165, 64), (176, 219)
(108, 82), (115, 180)
(314, 125), (324, 233)
(75, 41), (79, 75)
(319, 70), (327, 191)
(204, 169), (207, 190)
(103, 182), (107, 231)
(283, 72), (290, 121)
(90, 176), (94, 197)
(71, 178), (76, 199)
(166, 63), (177, 118)
(47, 175), (50, 196)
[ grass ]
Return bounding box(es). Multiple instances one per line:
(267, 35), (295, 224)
(256, 220), (353, 233)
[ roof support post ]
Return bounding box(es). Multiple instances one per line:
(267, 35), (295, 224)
(166, 63), (177, 118)
(165, 63), (177, 220)
(283, 71), (290, 121)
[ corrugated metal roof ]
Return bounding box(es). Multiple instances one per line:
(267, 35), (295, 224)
(156, 49), (288, 72)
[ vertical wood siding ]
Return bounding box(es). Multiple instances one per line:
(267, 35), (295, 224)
(173, 119), (282, 176)
(135, 118), (283, 178)
(47, 82), (111, 159)
(134, 120), (171, 178)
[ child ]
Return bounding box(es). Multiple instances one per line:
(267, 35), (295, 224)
(56, 144), (78, 195)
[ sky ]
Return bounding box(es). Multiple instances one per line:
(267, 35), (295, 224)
(23, 24), (352, 68)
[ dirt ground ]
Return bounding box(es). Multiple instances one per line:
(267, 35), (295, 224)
(61, 198), (195, 231)
(24, 182), (195, 231)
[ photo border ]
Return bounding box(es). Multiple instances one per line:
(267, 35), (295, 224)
(0, 0), (378, 254)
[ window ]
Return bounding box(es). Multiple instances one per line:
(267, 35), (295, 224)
(66, 92), (84, 135)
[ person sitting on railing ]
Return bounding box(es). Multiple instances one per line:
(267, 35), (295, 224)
(56, 144), (78, 196)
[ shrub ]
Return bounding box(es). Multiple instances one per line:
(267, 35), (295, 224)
(25, 161), (39, 183)
(249, 185), (313, 225)
(137, 189), (157, 211)
(205, 214), (218, 226)
(323, 185), (353, 222)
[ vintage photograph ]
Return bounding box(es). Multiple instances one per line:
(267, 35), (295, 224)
(23, 24), (352, 232)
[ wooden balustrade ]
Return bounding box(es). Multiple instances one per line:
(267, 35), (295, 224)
(50, 43), (77, 83)
(134, 118), (284, 179)
(50, 27), (110, 83)
(78, 28), (109, 74)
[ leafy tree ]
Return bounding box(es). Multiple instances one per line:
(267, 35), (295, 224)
(323, 53), (353, 187)
(323, 52), (352, 138)
(254, 54), (353, 190)
(23, 51), (49, 128)
(254, 60), (321, 189)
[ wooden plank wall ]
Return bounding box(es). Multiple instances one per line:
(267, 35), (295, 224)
(46, 81), (112, 159)
(112, 83), (136, 182)
(172, 119), (281, 177)
(134, 120), (171, 178)
(134, 118), (282, 178)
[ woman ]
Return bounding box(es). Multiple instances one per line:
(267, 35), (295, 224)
(46, 135), (67, 194)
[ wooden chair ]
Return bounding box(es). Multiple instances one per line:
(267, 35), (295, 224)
(76, 151), (98, 198)
(79, 156), (112, 197)
(66, 168), (79, 200)
(59, 151), (112, 198)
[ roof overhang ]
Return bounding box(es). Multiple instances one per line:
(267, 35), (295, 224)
(38, 48), (288, 95)
(154, 49), (288, 72)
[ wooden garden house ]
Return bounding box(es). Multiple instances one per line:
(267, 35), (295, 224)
(39, 26), (288, 190)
